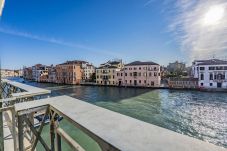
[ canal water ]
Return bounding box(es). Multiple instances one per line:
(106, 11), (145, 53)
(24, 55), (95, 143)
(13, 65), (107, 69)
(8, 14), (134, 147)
(11, 79), (227, 149)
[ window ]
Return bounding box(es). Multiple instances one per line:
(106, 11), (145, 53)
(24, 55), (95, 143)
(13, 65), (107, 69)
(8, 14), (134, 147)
(117, 73), (119, 76)
(154, 72), (157, 76)
(149, 72), (152, 77)
(134, 67), (137, 70)
(121, 73), (123, 76)
(200, 67), (205, 70)
(216, 66), (223, 70)
(130, 80), (132, 84)
(224, 66), (227, 70)
(139, 67), (141, 70)
(113, 81), (115, 84)
(144, 80), (146, 84)
(209, 73), (213, 80)
(209, 67), (215, 70)
(125, 80), (127, 84)
(139, 80), (141, 83)
(138, 72), (141, 76)
(200, 83), (203, 86)
(113, 75), (115, 79)
(200, 73), (204, 80)
(154, 67), (157, 71)
(130, 73), (132, 76)
(210, 83), (213, 86)
(125, 73), (127, 76)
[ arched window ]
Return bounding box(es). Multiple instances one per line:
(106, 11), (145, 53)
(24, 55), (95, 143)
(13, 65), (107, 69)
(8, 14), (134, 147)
(200, 74), (204, 80)
(209, 73), (213, 80)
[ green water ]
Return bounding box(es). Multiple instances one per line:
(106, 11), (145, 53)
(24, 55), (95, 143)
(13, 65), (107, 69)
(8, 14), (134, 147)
(10, 78), (227, 149)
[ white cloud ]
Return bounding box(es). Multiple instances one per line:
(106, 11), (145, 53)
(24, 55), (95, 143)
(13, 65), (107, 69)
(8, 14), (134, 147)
(168, 0), (227, 61)
(0, 0), (5, 16)
(0, 27), (122, 57)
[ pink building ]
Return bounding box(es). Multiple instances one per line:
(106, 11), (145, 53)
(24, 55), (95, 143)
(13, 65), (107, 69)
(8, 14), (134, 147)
(116, 61), (161, 87)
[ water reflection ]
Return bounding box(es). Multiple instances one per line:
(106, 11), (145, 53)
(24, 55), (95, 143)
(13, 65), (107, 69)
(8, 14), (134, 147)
(10, 78), (227, 148)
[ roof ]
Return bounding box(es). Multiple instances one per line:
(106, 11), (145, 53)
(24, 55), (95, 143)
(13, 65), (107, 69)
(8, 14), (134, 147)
(100, 60), (121, 66)
(58, 60), (88, 65)
(97, 66), (118, 69)
(125, 61), (159, 66)
(195, 59), (227, 65)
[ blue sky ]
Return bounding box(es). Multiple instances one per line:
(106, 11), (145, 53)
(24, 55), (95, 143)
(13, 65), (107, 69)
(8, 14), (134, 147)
(0, 0), (226, 69)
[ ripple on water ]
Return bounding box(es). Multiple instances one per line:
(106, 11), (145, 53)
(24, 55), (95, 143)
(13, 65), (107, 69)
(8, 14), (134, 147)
(12, 79), (227, 148)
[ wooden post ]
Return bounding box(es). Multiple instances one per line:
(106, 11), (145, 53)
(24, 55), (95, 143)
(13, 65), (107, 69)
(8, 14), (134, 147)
(12, 109), (17, 151)
(56, 133), (62, 151)
(18, 115), (24, 151)
(50, 112), (55, 151)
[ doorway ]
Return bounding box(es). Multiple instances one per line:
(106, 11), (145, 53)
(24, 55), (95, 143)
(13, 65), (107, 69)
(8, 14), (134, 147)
(217, 82), (222, 88)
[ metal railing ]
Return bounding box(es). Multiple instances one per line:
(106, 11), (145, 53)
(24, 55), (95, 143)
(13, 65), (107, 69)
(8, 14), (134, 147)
(15, 104), (119, 151)
(0, 79), (51, 151)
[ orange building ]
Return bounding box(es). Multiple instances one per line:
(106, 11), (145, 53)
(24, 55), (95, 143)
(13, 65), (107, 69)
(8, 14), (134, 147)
(56, 60), (86, 84)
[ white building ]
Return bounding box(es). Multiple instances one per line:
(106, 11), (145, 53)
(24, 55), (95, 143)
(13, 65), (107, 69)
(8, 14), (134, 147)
(82, 63), (95, 81)
(192, 59), (227, 89)
(32, 64), (49, 82)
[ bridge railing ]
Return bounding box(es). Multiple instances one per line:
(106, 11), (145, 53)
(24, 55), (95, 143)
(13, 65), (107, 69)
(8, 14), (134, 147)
(0, 79), (51, 151)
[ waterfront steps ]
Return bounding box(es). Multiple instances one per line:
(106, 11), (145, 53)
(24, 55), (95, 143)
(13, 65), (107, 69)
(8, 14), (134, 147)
(14, 95), (227, 151)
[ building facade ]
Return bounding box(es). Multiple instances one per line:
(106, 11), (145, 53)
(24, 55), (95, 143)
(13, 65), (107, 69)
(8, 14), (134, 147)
(168, 77), (198, 89)
(192, 59), (227, 89)
(1, 69), (18, 78)
(31, 64), (49, 82)
(82, 63), (96, 82)
(48, 65), (56, 83)
(167, 61), (186, 72)
(56, 60), (86, 84)
(23, 67), (33, 80)
(96, 60), (123, 85)
(116, 61), (161, 87)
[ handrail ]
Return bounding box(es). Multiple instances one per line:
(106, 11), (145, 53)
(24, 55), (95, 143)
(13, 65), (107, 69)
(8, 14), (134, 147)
(13, 96), (227, 151)
(56, 127), (86, 151)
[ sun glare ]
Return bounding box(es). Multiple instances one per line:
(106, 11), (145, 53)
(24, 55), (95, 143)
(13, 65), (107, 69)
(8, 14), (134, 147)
(203, 5), (225, 26)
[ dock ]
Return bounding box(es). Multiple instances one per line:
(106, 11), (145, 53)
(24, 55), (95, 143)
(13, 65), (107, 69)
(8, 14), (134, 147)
(1, 79), (227, 151)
